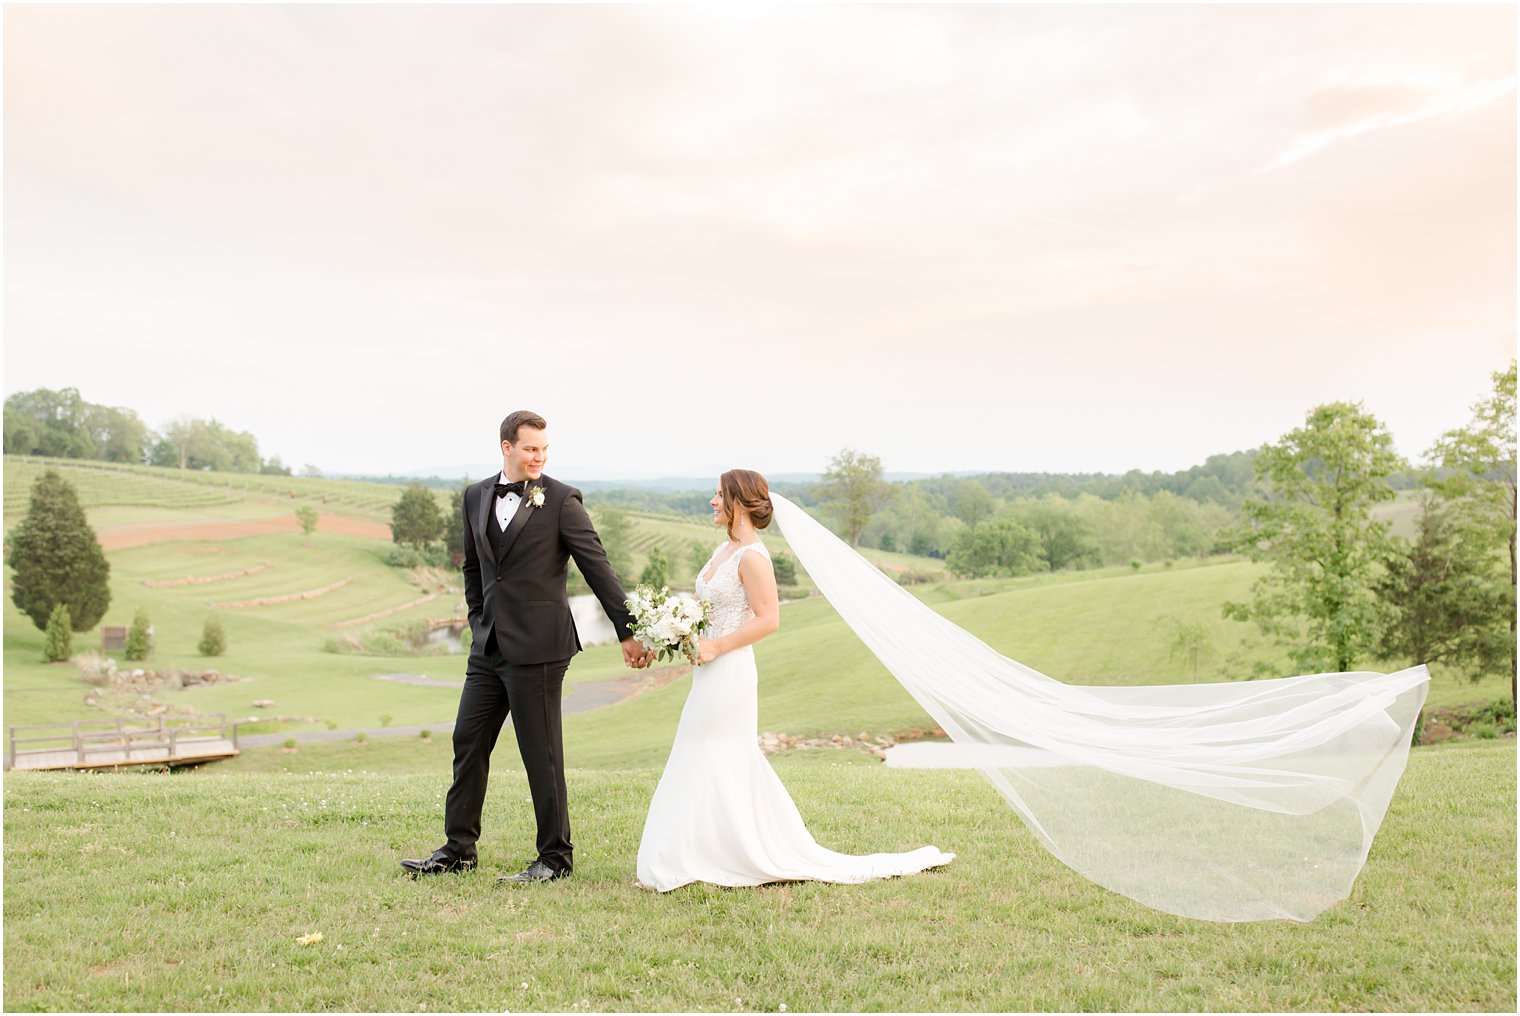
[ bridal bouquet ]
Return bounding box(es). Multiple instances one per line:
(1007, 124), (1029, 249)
(626, 585), (711, 665)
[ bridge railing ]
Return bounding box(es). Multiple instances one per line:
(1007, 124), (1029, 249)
(5, 714), (237, 769)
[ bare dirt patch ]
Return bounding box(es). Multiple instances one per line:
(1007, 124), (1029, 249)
(143, 563), (272, 588)
(96, 512), (390, 551)
(212, 578), (351, 609)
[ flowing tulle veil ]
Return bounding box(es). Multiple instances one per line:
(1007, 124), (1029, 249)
(770, 493), (1429, 922)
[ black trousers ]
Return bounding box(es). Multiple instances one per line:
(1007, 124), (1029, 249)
(443, 636), (573, 872)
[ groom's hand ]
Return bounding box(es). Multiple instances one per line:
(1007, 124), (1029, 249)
(621, 637), (652, 669)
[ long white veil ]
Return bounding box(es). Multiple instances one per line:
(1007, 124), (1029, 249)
(770, 493), (1429, 922)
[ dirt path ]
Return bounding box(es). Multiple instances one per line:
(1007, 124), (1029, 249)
(97, 512), (390, 551)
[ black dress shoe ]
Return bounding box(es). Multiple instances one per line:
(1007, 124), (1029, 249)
(400, 849), (477, 875)
(497, 859), (570, 884)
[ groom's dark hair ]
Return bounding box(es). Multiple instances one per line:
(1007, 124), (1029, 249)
(500, 410), (548, 445)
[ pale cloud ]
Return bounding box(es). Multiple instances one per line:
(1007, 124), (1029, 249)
(1261, 71), (1517, 172)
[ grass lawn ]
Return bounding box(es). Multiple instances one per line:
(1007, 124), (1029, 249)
(2, 739), (1512, 1012)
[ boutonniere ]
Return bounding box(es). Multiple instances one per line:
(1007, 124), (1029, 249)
(528, 485), (546, 509)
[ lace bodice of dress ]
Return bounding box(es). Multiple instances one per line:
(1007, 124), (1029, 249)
(694, 541), (771, 641)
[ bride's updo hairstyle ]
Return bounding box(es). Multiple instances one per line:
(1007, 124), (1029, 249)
(720, 469), (773, 539)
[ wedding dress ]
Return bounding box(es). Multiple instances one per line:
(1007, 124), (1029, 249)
(765, 493), (1430, 923)
(635, 539), (955, 892)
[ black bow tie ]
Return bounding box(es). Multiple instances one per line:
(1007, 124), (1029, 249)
(494, 481), (526, 499)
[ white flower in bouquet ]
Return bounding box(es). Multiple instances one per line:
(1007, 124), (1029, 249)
(625, 585), (711, 665)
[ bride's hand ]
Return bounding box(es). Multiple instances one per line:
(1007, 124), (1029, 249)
(695, 639), (720, 666)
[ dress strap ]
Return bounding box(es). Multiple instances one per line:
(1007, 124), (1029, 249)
(734, 541), (771, 562)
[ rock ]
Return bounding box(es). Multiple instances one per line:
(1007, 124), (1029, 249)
(252, 699), (275, 708)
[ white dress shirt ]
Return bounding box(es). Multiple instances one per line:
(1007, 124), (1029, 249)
(495, 471), (524, 530)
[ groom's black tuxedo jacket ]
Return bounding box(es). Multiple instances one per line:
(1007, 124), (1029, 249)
(461, 473), (634, 665)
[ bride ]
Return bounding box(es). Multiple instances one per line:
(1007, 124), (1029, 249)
(635, 468), (954, 892)
(633, 468), (1428, 922)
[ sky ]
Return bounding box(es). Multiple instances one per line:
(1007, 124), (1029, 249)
(3, 2), (1515, 480)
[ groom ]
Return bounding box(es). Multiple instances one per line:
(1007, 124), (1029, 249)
(401, 410), (650, 883)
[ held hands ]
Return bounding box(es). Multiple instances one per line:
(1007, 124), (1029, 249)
(621, 637), (654, 670)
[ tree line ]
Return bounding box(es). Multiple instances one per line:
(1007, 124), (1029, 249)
(4, 387), (299, 475)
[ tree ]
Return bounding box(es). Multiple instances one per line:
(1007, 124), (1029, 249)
(822, 448), (894, 546)
(947, 517), (1043, 579)
(950, 479), (994, 527)
(594, 506), (634, 583)
(1377, 498), (1513, 685)
(1222, 402), (1403, 673)
(1008, 496), (1097, 571)
(391, 483), (444, 550)
(1425, 361), (1517, 701)
(294, 505), (319, 537)
(198, 616), (227, 657)
(687, 540), (713, 577)
(639, 547), (669, 590)
(1157, 615), (1217, 683)
(123, 607), (153, 661)
(162, 416), (200, 470)
(8, 470), (111, 632)
(43, 604), (72, 662)
(3, 388), (92, 458)
(443, 479), (469, 566)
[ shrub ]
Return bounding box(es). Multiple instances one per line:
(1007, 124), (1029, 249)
(74, 650), (113, 685)
(198, 617), (227, 657)
(294, 505), (319, 537)
(384, 542), (451, 569)
(43, 603), (73, 662)
(771, 552), (798, 586)
(123, 608), (152, 661)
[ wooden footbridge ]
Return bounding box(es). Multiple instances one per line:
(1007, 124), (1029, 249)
(5, 714), (239, 771)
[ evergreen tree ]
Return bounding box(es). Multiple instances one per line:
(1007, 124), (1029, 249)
(8, 470), (111, 631)
(123, 607), (152, 661)
(1379, 497), (1514, 684)
(43, 603), (73, 662)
